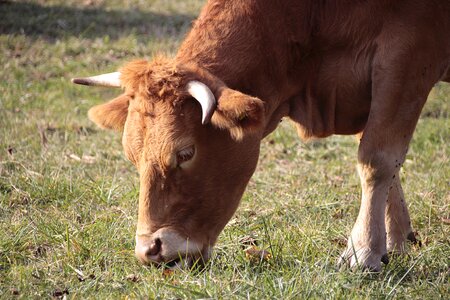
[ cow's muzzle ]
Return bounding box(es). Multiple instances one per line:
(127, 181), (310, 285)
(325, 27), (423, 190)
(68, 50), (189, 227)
(135, 228), (209, 268)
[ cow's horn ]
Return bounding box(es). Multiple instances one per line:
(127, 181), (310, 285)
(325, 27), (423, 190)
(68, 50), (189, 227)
(187, 81), (216, 124)
(71, 72), (121, 88)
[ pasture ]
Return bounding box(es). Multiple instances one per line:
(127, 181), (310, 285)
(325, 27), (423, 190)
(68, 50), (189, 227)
(0, 0), (448, 298)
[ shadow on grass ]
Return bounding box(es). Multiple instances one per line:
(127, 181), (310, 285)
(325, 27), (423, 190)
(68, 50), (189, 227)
(0, 1), (195, 42)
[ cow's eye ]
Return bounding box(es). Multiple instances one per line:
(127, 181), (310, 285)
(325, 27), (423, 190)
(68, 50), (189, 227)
(176, 145), (195, 166)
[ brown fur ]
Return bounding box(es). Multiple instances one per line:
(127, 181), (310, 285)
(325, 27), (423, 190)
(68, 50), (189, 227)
(86, 0), (450, 268)
(120, 58), (186, 103)
(88, 94), (130, 131)
(114, 58), (266, 141)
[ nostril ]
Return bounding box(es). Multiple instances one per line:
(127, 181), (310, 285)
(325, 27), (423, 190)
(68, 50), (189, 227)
(146, 238), (162, 257)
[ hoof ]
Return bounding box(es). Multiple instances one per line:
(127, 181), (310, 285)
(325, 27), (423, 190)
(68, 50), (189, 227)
(338, 247), (387, 272)
(407, 231), (422, 247)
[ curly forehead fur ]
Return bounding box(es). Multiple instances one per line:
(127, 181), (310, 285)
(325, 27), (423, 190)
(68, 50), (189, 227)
(119, 56), (189, 105)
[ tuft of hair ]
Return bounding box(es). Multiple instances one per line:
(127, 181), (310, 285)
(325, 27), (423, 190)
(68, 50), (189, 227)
(119, 56), (187, 105)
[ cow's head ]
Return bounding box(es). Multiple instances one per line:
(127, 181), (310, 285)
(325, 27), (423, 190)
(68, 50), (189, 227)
(73, 58), (265, 267)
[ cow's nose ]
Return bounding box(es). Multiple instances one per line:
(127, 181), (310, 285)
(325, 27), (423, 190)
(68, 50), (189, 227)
(135, 237), (163, 264)
(146, 238), (161, 257)
(135, 228), (204, 266)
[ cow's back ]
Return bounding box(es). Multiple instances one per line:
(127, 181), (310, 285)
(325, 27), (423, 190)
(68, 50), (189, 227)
(177, 0), (450, 138)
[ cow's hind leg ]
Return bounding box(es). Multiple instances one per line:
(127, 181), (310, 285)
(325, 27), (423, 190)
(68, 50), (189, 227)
(385, 174), (418, 252)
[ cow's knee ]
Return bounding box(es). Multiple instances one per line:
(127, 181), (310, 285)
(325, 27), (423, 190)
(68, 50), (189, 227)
(357, 147), (405, 187)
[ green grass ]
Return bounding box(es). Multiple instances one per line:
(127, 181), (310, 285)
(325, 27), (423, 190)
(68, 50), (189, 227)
(0, 1), (449, 298)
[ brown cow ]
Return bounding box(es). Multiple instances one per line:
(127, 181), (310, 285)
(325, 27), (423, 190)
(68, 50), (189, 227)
(72, 0), (450, 271)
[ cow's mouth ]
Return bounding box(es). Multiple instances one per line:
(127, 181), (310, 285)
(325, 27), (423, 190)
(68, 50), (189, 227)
(135, 228), (210, 268)
(163, 254), (206, 270)
(165, 258), (181, 268)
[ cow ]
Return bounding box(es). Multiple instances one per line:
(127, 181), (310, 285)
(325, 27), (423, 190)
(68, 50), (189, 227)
(72, 0), (450, 271)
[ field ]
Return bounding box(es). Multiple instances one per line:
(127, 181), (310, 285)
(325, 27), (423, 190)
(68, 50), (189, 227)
(0, 0), (449, 298)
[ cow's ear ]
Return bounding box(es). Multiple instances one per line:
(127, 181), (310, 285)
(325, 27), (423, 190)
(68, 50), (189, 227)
(88, 94), (130, 131)
(211, 89), (265, 141)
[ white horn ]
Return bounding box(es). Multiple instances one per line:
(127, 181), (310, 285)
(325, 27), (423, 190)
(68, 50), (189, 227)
(187, 81), (216, 124)
(71, 72), (121, 88)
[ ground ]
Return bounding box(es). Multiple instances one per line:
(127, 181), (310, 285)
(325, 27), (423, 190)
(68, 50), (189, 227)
(0, 0), (449, 298)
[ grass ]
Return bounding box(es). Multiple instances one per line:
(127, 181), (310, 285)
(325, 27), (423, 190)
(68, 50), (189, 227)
(0, 0), (449, 298)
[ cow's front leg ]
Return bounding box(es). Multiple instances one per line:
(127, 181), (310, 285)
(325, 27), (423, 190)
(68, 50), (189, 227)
(338, 101), (428, 271)
(339, 149), (398, 271)
(385, 174), (417, 252)
(336, 34), (442, 270)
